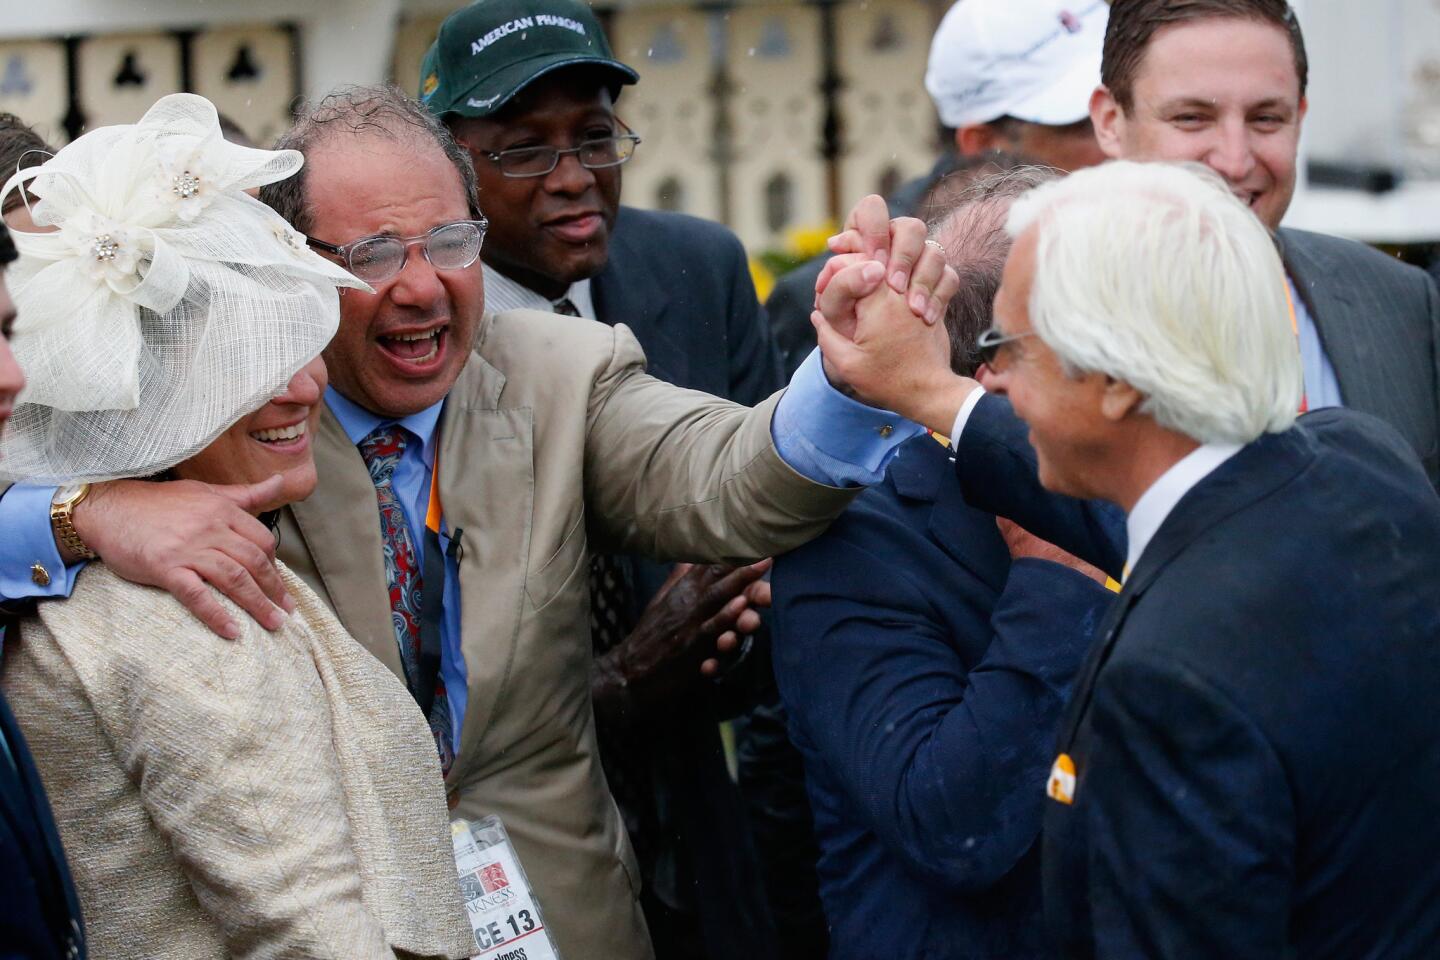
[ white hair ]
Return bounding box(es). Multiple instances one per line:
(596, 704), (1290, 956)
(1005, 160), (1302, 444)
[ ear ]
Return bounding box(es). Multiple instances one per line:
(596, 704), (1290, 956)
(1099, 376), (1144, 422)
(1296, 94), (1309, 126)
(1089, 85), (1126, 159)
(956, 124), (1001, 157)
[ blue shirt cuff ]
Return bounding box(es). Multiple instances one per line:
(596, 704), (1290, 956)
(770, 348), (925, 487)
(0, 484), (83, 601)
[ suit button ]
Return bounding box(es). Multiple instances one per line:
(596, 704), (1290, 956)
(31, 563), (51, 587)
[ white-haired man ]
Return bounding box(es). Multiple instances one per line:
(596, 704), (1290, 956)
(814, 161), (1440, 957)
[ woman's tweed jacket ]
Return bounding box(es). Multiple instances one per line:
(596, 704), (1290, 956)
(2, 561), (474, 960)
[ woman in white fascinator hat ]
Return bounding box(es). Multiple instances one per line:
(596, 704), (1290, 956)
(0, 94), (474, 960)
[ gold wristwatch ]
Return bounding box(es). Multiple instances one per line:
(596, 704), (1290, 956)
(50, 483), (98, 561)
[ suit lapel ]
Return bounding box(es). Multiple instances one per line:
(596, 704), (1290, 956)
(289, 404), (406, 680)
(1054, 428), (1316, 750)
(592, 212), (686, 384)
(433, 352), (535, 776)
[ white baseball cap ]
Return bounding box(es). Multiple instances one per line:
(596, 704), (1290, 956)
(925, 0), (1109, 129)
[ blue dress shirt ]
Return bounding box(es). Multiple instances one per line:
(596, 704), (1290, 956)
(0, 348), (912, 731)
(324, 388), (469, 749)
(1289, 277), (1344, 410)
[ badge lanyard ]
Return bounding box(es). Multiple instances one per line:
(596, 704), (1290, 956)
(416, 444), (462, 716)
(1284, 282), (1308, 414)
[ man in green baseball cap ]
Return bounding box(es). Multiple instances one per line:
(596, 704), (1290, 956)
(419, 0), (637, 119)
(420, 4), (824, 960)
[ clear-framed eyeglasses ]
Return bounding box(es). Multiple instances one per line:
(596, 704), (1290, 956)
(974, 326), (1038, 370)
(481, 127), (642, 179)
(307, 218), (489, 285)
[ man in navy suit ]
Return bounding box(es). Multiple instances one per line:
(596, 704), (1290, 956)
(0, 225), (87, 959)
(418, 1), (818, 955)
(770, 168), (1115, 958)
(815, 160), (1440, 958)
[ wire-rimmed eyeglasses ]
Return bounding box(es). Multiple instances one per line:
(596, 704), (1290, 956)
(481, 129), (642, 179)
(307, 218), (488, 285)
(975, 326), (1038, 368)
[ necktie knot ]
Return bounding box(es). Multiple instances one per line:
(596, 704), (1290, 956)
(552, 297), (581, 318)
(359, 425), (408, 486)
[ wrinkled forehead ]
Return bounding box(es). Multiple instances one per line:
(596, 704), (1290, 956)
(306, 132), (469, 235)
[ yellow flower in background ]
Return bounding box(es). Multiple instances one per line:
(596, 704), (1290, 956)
(749, 257), (776, 303)
(785, 221), (838, 260)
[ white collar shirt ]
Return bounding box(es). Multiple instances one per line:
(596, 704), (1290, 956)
(1123, 442), (1243, 577)
(481, 263), (597, 321)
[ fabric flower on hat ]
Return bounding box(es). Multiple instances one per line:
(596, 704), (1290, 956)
(156, 137), (220, 222)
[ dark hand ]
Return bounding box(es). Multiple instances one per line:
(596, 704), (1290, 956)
(593, 559), (773, 720)
(72, 476), (295, 640)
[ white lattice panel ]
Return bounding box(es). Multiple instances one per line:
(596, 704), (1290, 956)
(610, 6), (723, 222)
(835, 0), (937, 210)
(75, 32), (183, 133)
(726, 2), (827, 250)
(191, 25), (296, 147)
(393, 13), (446, 97)
(0, 41), (68, 148)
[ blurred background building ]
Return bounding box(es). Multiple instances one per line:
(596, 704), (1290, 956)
(2, 0), (1438, 277)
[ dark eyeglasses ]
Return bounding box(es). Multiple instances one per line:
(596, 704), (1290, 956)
(975, 326), (1038, 367)
(482, 131), (642, 179)
(307, 218), (488, 285)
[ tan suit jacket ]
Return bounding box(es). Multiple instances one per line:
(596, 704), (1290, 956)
(277, 308), (857, 960)
(3, 563), (473, 960)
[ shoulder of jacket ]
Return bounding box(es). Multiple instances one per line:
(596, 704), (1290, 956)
(1283, 227), (1429, 285)
(614, 205), (747, 258)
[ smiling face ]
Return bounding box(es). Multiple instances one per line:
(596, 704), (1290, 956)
(985, 229), (1115, 500)
(172, 356), (328, 511)
(0, 269), (22, 432)
(306, 134), (484, 419)
(451, 70), (623, 300)
(1091, 17), (1306, 231)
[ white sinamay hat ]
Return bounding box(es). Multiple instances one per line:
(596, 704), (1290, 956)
(0, 93), (370, 484)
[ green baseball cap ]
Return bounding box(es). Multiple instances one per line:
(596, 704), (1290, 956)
(420, 0), (639, 119)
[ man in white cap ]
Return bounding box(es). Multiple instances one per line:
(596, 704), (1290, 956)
(767, 0), (1108, 376)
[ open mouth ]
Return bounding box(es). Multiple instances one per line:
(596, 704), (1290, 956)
(378, 326), (446, 366)
(250, 420), (308, 448)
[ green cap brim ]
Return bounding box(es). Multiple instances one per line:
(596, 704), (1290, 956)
(441, 53), (639, 118)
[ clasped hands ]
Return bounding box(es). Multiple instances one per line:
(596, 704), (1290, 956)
(810, 194), (980, 437)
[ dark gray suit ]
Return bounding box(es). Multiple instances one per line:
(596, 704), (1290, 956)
(1278, 228), (1439, 482)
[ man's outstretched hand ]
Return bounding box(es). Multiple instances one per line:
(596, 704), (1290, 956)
(592, 559), (773, 723)
(72, 476), (295, 640)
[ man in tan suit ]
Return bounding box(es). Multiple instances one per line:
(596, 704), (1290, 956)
(0, 88), (958, 958)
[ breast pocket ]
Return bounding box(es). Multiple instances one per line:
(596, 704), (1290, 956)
(525, 509), (588, 612)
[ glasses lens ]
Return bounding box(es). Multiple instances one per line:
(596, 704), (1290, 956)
(499, 146), (557, 177)
(427, 222), (484, 271)
(348, 237), (404, 283)
(580, 136), (634, 169)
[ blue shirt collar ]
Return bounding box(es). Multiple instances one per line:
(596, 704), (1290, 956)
(325, 386), (444, 467)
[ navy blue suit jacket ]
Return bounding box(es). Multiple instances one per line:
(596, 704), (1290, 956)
(958, 395), (1440, 958)
(589, 205), (795, 959)
(771, 436), (1112, 959)
(0, 688), (86, 960)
